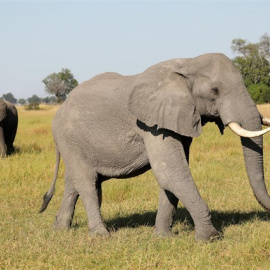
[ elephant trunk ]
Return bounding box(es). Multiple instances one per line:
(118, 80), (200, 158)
(219, 86), (270, 211)
(240, 117), (270, 211)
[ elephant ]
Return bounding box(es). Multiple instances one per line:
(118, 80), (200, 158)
(40, 53), (270, 241)
(0, 98), (18, 158)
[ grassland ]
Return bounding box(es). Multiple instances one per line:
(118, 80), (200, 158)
(1, 104), (270, 269)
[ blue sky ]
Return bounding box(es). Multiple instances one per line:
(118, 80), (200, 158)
(1, 0), (270, 99)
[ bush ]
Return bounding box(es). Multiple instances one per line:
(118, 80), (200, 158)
(25, 102), (40, 110)
(248, 84), (270, 104)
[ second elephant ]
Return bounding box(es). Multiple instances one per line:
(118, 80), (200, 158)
(0, 98), (18, 158)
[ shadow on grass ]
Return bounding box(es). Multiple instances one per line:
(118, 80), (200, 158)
(104, 208), (270, 233)
(210, 209), (270, 232)
(12, 144), (42, 155)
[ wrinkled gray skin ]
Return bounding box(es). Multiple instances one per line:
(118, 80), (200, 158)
(0, 99), (18, 158)
(41, 53), (270, 241)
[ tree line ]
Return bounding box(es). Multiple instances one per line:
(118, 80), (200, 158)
(2, 92), (58, 106)
(1, 68), (78, 106)
(2, 34), (270, 105)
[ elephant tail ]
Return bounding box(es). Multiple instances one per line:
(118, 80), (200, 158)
(39, 148), (61, 213)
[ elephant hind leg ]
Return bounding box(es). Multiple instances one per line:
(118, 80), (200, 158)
(5, 126), (17, 155)
(55, 172), (79, 229)
(155, 189), (178, 236)
(6, 144), (15, 155)
(61, 157), (108, 235)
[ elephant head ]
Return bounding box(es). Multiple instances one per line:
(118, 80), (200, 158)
(129, 53), (270, 212)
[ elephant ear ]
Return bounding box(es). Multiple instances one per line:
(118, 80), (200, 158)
(128, 64), (202, 137)
(0, 99), (7, 122)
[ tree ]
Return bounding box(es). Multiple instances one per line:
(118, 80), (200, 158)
(27, 95), (41, 104)
(248, 84), (270, 104)
(42, 96), (57, 104)
(43, 73), (66, 102)
(18, 98), (26, 105)
(260, 33), (270, 59)
(2, 93), (17, 104)
(233, 54), (270, 87)
(231, 38), (250, 56)
(231, 34), (270, 104)
(232, 34), (270, 58)
(42, 68), (78, 102)
(58, 68), (78, 95)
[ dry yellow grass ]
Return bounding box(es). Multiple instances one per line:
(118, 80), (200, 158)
(258, 104), (270, 118)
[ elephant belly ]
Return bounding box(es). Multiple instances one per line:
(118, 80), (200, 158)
(87, 127), (149, 178)
(54, 108), (149, 178)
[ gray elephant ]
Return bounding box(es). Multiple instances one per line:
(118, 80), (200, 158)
(0, 98), (18, 158)
(40, 53), (270, 241)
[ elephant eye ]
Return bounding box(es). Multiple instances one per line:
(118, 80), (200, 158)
(211, 87), (219, 96)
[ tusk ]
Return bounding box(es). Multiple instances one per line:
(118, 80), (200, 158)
(262, 116), (270, 127)
(228, 122), (270, 138)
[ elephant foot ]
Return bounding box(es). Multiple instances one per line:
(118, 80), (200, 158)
(154, 232), (173, 238)
(7, 146), (15, 156)
(154, 227), (173, 237)
(195, 226), (221, 242)
(54, 216), (72, 230)
(89, 225), (110, 237)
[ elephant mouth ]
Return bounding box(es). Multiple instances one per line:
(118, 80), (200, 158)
(201, 116), (224, 135)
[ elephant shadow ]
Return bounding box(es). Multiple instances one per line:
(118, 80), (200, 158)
(104, 208), (270, 233)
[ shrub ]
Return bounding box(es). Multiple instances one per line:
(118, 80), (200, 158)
(248, 84), (270, 104)
(25, 102), (41, 110)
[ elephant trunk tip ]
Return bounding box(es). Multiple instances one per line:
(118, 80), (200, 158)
(254, 193), (270, 213)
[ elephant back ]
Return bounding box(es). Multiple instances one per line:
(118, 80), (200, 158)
(0, 99), (7, 122)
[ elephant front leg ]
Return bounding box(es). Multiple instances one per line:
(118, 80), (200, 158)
(155, 189), (178, 236)
(155, 136), (192, 236)
(144, 130), (220, 241)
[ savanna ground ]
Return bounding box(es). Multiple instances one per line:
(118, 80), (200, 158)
(2, 104), (270, 269)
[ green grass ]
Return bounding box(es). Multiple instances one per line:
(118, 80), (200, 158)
(1, 104), (270, 269)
